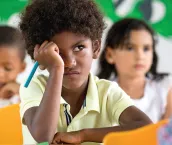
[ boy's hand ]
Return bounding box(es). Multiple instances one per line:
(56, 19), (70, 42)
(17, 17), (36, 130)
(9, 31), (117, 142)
(52, 131), (83, 144)
(0, 82), (20, 99)
(34, 41), (64, 72)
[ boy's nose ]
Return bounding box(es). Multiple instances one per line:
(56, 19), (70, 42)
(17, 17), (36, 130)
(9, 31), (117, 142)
(64, 57), (76, 68)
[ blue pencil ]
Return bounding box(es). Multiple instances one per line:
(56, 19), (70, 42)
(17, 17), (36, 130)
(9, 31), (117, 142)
(24, 61), (39, 88)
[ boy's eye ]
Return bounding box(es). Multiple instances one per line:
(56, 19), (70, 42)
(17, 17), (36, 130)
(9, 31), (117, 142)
(73, 45), (85, 52)
(126, 47), (134, 51)
(4, 66), (13, 72)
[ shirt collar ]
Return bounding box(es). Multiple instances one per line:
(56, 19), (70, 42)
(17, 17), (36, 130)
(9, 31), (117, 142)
(85, 73), (100, 113)
(60, 97), (67, 104)
(60, 73), (100, 113)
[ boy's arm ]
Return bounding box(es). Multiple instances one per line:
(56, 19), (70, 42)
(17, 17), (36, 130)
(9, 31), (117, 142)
(81, 106), (152, 142)
(52, 106), (152, 144)
(24, 68), (63, 143)
(22, 41), (64, 143)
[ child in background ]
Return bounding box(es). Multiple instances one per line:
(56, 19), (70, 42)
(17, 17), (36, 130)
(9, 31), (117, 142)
(158, 118), (172, 145)
(98, 18), (172, 123)
(19, 0), (152, 144)
(0, 26), (26, 108)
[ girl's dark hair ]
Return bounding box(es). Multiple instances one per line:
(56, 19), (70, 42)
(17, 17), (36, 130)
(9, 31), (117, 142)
(97, 18), (168, 81)
(19, 0), (105, 59)
(0, 26), (26, 61)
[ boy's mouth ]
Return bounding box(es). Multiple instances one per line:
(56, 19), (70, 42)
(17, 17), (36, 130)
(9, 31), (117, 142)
(64, 71), (80, 75)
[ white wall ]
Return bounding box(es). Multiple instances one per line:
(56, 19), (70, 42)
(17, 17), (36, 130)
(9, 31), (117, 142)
(156, 36), (172, 73)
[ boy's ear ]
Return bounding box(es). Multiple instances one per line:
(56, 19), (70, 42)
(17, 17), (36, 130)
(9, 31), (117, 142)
(20, 62), (26, 73)
(92, 40), (101, 59)
(105, 47), (115, 64)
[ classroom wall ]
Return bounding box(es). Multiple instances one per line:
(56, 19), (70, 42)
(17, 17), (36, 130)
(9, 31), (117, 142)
(0, 0), (172, 79)
(92, 0), (172, 75)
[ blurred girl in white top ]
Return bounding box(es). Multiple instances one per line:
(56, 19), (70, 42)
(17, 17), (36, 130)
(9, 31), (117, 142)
(98, 18), (172, 123)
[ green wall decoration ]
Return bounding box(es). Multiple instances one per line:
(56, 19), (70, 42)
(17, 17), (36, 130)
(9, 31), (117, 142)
(0, 0), (172, 37)
(94, 0), (172, 37)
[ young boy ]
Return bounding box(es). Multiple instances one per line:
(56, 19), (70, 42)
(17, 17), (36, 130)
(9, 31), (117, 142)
(0, 26), (26, 108)
(19, 0), (152, 144)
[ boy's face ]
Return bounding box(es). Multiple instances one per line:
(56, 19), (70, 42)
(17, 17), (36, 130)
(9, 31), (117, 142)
(0, 47), (25, 89)
(51, 31), (100, 90)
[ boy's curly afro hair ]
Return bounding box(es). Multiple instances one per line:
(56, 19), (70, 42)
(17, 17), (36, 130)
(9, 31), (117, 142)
(20, 0), (105, 59)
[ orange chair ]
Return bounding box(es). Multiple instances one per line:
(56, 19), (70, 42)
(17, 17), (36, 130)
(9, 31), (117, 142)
(104, 119), (169, 145)
(0, 104), (23, 145)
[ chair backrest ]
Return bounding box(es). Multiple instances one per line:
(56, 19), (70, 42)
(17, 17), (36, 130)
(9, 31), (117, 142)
(103, 119), (169, 145)
(0, 104), (23, 144)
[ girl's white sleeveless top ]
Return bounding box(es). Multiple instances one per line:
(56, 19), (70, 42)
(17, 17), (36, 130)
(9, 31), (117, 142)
(115, 76), (172, 123)
(133, 76), (172, 123)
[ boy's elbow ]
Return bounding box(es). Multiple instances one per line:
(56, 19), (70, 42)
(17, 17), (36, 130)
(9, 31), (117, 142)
(136, 116), (153, 128)
(132, 106), (153, 127)
(140, 119), (152, 127)
(141, 112), (153, 126)
(31, 128), (54, 143)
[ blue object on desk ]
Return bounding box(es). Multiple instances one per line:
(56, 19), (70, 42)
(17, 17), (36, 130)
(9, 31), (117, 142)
(24, 61), (39, 88)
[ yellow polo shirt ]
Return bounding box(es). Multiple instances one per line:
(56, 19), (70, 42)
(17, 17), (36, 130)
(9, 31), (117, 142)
(20, 73), (134, 145)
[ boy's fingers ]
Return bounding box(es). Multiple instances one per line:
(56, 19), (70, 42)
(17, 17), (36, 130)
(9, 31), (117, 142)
(54, 45), (59, 54)
(43, 41), (56, 50)
(37, 41), (49, 54)
(39, 65), (46, 70)
(33, 44), (40, 58)
(44, 42), (60, 55)
(39, 40), (49, 50)
(34, 40), (48, 55)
